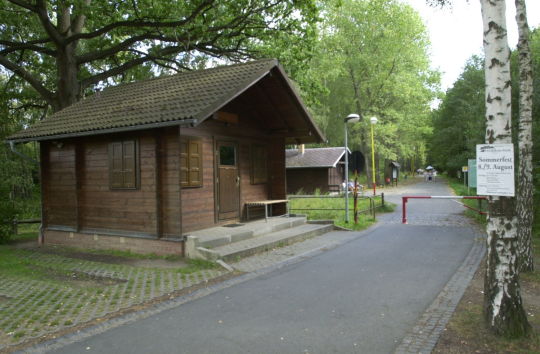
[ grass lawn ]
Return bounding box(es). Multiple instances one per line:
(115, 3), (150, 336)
(289, 194), (394, 231)
(446, 176), (488, 225)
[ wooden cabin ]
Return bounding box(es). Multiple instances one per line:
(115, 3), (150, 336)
(7, 59), (324, 256)
(286, 147), (348, 194)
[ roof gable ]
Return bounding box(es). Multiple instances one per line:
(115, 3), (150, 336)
(8, 59), (324, 144)
(286, 147), (349, 169)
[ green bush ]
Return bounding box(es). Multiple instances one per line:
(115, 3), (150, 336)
(0, 208), (15, 244)
(0, 141), (39, 243)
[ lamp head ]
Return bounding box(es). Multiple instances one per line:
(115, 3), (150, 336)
(345, 113), (360, 123)
(370, 116), (378, 125)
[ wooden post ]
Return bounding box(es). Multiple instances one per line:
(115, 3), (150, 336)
(178, 125), (183, 240)
(39, 142), (49, 245)
(155, 132), (163, 238)
(75, 141), (83, 232)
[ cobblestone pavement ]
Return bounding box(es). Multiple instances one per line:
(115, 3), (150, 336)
(0, 249), (226, 350)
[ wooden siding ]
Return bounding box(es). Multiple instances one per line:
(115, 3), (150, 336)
(328, 165), (344, 192)
(80, 134), (158, 235)
(46, 142), (77, 228)
(42, 109), (287, 238)
(240, 142), (268, 219)
(269, 138), (287, 215)
(180, 133), (216, 233)
(160, 128), (181, 237)
(286, 168), (329, 194)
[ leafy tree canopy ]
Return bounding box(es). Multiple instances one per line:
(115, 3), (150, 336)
(429, 56), (485, 175)
(0, 0), (319, 113)
(305, 0), (439, 169)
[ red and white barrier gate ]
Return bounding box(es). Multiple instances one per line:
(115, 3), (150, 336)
(401, 196), (487, 224)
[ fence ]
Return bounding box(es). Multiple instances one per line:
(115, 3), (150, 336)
(288, 193), (385, 221)
(11, 218), (41, 235)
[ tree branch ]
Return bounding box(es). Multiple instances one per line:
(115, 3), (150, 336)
(35, 0), (64, 46)
(0, 54), (55, 106)
(0, 40), (57, 56)
(65, 0), (215, 44)
(76, 33), (185, 64)
(6, 0), (36, 12)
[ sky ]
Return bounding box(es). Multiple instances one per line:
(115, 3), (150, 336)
(403, 0), (540, 91)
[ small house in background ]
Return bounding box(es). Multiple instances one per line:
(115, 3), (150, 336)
(7, 59), (325, 256)
(386, 161), (400, 186)
(286, 146), (349, 194)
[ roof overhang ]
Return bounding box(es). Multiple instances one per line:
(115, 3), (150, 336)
(6, 59), (325, 145)
(6, 119), (199, 144)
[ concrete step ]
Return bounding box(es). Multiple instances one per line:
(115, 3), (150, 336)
(195, 217), (307, 249)
(197, 223), (333, 262)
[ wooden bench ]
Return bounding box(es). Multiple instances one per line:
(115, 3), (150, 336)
(245, 199), (289, 222)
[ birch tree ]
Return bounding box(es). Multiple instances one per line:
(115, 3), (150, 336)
(514, 0), (535, 273)
(480, 0), (530, 337)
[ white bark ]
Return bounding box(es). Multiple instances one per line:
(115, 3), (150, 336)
(480, 0), (530, 337)
(515, 0), (535, 273)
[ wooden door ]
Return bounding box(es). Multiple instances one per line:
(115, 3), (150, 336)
(216, 141), (240, 220)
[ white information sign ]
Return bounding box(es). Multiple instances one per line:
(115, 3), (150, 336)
(476, 144), (515, 196)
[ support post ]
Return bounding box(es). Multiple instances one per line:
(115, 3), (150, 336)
(402, 197), (408, 224)
(344, 123), (349, 223)
(155, 132), (162, 238)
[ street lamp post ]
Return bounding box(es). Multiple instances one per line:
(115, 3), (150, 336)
(370, 116), (378, 196)
(344, 113), (360, 223)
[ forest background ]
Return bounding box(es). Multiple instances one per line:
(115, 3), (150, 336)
(0, 0), (538, 242)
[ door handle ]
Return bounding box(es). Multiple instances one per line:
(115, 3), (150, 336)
(236, 176), (240, 186)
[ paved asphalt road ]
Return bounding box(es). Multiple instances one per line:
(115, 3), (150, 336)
(48, 179), (481, 354)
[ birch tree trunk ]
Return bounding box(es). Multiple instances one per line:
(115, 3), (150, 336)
(514, 0), (535, 273)
(480, 0), (530, 337)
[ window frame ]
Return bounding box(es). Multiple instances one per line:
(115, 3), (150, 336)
(251, 144), (268, 184)
(180, 136), (203, 188)
(108, 139), (140, 190)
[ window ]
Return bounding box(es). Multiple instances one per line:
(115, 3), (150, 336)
(219, 145), (236, 166)
(251, 144), (268, 184)
(180, 137), (202, 187)
(109, 140), (138, 189)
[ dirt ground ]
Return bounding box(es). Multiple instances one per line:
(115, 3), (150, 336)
(433, 258), (540, 353)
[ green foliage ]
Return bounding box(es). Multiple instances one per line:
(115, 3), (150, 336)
(0, 142), (39, 244)
(0, 0), (320, 112)
(300, 0), (438, 174)
(445, 175), (488, 225)
(431, 27), (540, 209)
(429, 56), (485, 175)
(289, 195), (389, 230)
(0, 76), (41, 243)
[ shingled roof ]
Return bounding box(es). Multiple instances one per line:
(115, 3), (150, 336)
(7, 59), (324, 143)
(286, 147), (349, 169)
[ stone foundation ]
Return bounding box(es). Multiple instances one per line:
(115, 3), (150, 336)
(44, 229), (184, 256)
